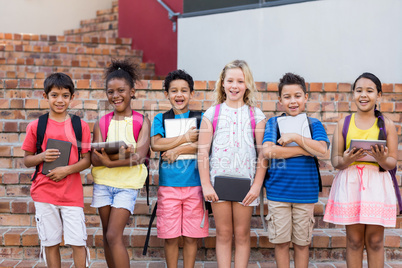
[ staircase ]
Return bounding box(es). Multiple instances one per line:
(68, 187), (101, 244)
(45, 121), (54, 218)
(1, 1), (402, 267)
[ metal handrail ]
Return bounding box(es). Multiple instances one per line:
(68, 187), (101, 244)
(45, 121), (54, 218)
(156, 0), (181, 32)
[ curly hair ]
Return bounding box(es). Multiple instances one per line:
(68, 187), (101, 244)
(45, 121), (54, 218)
(163, 69), (194, 92)
(105, 59), (141, 98)
(278, 72), (306, 96)
(213, 60), (257, 106)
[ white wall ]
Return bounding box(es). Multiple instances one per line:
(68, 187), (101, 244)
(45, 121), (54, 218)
(0, 0), (114, 35)
(178, 0), (402, 83)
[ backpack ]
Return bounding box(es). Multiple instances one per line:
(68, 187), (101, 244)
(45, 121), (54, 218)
(32, 113), (82, 181)
(98, 110), (151, 205)
(143, 109), (202, 256)
(342, 114), (402, 214)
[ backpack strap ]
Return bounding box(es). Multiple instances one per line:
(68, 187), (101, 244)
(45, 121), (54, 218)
(188, 111), (202, 129)
(342, 114), (352, 149)
(212, 104), (221, 134)
(99, 112), (114, 142)
(213, 104), (256, 136)
(32, 113), (49, 181)
(162, 109), (176, 131)
(249, 106), (256, 138)
(307, 117), (323, 193)
(143, 202), (157, 256)
(70, 114), (82, 157)
(132, 110), (144, 142)
(99, 111), (143, 143)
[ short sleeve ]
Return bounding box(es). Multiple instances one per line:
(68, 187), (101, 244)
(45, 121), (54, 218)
(263, 117), (278, 144)
(80, 120), (91, 153)
(151, 113), (165, 138)
(21, 120), (39, 153)
(310, 118), (330, 148)
(253, 107), (266, 124)
(202, 106), (215, 124)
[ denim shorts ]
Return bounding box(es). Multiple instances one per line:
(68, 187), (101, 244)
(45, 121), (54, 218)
(91, 183), (139, 214)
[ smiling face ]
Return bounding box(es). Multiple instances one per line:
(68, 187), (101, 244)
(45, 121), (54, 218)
(43, 87), (74, 116)
(353, 77), (381, 113)
(279, 84), (308, 116)
(165, 79), (193, 114)
(106, 78), (135, 116)
(222, 67), (247, 107)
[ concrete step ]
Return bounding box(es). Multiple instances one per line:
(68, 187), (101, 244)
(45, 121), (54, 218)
(0, 226), (401, 264)
(0, 260), (402, 268)
(64, 21), (118, 36)
(0, 33), (132, 46)
(80, 14), (118, 28)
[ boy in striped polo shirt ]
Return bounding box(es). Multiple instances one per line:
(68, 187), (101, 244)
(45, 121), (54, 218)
(262, 73), (330, 267)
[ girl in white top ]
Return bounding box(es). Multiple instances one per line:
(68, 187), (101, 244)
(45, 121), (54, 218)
(198, 60), (266, 267)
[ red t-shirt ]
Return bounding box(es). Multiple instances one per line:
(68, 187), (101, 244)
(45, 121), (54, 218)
(22, 117), (91, 207)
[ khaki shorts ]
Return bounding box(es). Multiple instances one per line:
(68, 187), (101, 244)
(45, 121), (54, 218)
(266, 200), (315, 246)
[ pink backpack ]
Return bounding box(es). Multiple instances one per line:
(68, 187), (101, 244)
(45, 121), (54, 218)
(99, 110), (143, 142)
(212, 103), (256, 137)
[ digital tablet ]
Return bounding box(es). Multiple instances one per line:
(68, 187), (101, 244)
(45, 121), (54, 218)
(42, 139), (72, 175)
(349, 139), (387, 162)
(214, 176), (251, 202)
(91, 141), (128, 155)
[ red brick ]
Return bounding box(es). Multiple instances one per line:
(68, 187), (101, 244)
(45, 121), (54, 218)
(5, 79), (18, 89)
(337, 102), (350, 112)
(0, 110), (25, 120)
(22, 228), (39, 246)
(267, 83), (278, 92)
(255, 82), (267, 92)
(322, 102), (335, 112)
(11, 200), (28, 213)
(310, 83), (323, 92)
(6, 185), (31, 197)
(382, 83), (393, 93)
(76, 79), (90, 89)
(150, 80), (163, 90)
(324, 83), (337, 92)
(380, 102), (394, 112)
(10, 99), (24, 109)
(91, 80), (106, 90)
(4, 122), (18, 132)
(395, 84), (402, 93)
(338, 83), (351, 92)
(189, 101), (202, 111)
(262, 101), (276, 112)
(2, 173), (19, 184)
(4, 228), (25, 245)
(396, 102), (402, 112)
(24, 99), (39, 109)
(306, 102), (321, 112)
(312, 232), (330, 248)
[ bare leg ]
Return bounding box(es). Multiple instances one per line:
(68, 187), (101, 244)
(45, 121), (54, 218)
(293, 244), (309, 268)
(99, 205), (114, 268)
(346, 224), (365, 268)
(212, 201), (233, 268)
(45, 244), (61, 268)
(105, 207), (131, 268)
(165, 237), (179, 268)
(274, 242), (290, 268)
(183, 236), (198, 268)
(365, 225), (384, 268)
(232, 202), (253, 268)
(71, 245), (86, 268)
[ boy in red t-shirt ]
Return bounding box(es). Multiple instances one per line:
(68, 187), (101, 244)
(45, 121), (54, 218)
(22, 73), (91, 267)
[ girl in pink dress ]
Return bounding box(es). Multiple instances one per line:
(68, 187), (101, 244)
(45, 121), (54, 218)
(324, 73), (398, 267)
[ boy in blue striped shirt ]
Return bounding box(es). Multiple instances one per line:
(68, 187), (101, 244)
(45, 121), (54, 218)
(262, 73), (329, 267)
